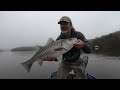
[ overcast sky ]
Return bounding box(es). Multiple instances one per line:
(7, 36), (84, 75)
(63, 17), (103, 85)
(0, 11), (120, 49)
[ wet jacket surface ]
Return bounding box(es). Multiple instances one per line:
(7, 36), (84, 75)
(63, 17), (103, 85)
(56, 28), (91, 62)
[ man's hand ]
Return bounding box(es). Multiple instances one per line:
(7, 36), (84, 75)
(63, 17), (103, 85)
(74, 39), (84, 49)
(42, 55), (56, 61)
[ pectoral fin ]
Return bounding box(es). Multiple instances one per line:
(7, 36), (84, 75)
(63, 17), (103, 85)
(35, 45), (43, 53)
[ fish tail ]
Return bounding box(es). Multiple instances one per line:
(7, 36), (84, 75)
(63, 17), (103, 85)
(21, 59), (34, 73)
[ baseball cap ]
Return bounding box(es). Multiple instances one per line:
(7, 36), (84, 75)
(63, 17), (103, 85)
(58, 16), (72, 24)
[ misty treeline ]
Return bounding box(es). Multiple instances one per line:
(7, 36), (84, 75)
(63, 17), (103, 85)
(89, 30), (120, 56)
(11, 46), (36, 51)
(10, 30), (120, 57)
(0, 49), (3, 52)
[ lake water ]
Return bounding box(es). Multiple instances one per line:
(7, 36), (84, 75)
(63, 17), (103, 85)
(0, 51), (120, 79)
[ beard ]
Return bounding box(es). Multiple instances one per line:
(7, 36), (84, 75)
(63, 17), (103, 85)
(61, 30), (68, 34)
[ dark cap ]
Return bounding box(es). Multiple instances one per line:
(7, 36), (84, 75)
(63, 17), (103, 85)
(58, 16), (72, 24)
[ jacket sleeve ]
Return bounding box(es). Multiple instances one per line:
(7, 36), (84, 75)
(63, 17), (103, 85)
(79, 32), (91, 54)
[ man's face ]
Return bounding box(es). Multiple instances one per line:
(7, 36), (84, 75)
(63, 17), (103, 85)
(60, 21), (72, 34)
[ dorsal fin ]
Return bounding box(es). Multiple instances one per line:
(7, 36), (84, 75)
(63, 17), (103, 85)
(45, 37), (55, 46)
(35, 45), (43, 53)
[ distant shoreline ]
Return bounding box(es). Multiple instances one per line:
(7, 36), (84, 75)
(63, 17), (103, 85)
(0, 49), (4, 52)
(11, 46), (36, 51)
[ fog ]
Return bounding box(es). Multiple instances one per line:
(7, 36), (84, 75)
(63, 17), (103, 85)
(0, 11), (120, 49)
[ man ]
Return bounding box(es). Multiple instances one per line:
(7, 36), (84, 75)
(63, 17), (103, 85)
(42, 16), (91, 79)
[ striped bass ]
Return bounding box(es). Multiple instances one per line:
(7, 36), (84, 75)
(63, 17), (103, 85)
(21, 37), (77, 73)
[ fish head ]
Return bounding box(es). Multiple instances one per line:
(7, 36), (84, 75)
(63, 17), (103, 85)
(61, 38), (77, 50)
(65, 38), (77, 45)
(53, 38), (77, 53)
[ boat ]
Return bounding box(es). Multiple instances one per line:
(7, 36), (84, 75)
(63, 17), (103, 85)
(48, 71), (96, 79)
(48, 56), (96, 79)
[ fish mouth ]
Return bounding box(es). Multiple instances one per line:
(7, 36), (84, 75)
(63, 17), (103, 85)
(74, 38), (78, 42)
(69, 38), (78, 44)
(71, 38), (77, 43)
